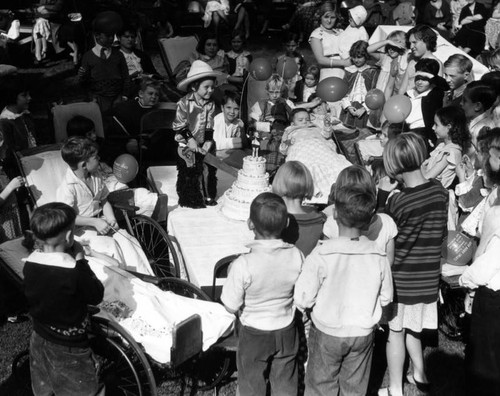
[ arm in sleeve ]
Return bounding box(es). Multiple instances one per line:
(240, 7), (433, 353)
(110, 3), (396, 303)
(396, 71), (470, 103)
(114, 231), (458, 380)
(380, 257), (394, 306)
(220, 257), (248, 313)
(76, 259), (104, 305)
(172, 98), (189, 132)
(294, 252), (323, 310)
(57, 183), (77, 210)
(460, 236), (500, 289)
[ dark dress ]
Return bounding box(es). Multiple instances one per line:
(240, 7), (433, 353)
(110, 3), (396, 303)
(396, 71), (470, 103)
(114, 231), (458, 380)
(282, 211), (327, 257)
(454, 2), (487, 57)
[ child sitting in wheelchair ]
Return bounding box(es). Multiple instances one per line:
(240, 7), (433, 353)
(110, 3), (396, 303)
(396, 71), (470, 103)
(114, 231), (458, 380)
(56, 136), (154, 275)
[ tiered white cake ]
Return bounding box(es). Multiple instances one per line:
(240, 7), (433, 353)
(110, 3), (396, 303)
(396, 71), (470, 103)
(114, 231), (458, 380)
(221, 156), (271, 221)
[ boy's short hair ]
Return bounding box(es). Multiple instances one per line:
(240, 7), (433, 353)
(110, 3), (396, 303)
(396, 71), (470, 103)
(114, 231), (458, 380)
(383, 132), (427, 178)
(407, 25), (437, 52)
(290, 108), (309, 121)
(305, 64), (320, 81)
(30, 202), (76, 241)
(222, 90), (241, 106)
(464, 81), (497, 111)
(266, 74), (286, 93)
(61, 136), (99, 170)
(415, 58), (440, 76)
(272, 161), (314, 200)
(138, 77), (161, 93)
(67, 116), (95, 138)
(444, 54), (473, 74)
(349, 40), (369, 59)
(250, 192), (288, 238)
(335, 185), (375, 229)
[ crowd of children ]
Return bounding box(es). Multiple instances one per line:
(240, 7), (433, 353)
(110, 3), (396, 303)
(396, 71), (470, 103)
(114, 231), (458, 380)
(2, 1), (500, 396)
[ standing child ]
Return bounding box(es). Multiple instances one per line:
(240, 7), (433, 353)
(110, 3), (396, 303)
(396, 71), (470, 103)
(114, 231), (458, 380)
(213, 91), (244, 151)
(294, 184), (393, 396)
(272, 161), (327, 256)
(340, 40), (380, 129)
(422, 106), (471, 188)
(294, 64), (320, 105)
(273, 32), (306, 101)
(23, 202), (104, 396)
(338, 5), (369, 60)
(382, 133), (448, 396)
(173, 61), (221, 208)
(221, 192), (303, 396)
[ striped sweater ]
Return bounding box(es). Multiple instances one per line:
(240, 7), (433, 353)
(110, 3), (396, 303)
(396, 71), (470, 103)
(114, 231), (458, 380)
(386, 179), (448, 305)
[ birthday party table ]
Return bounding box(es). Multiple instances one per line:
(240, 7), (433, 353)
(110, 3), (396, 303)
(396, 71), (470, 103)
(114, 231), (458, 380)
(167, 206), (254, 289)
(369, 25), (489, 80)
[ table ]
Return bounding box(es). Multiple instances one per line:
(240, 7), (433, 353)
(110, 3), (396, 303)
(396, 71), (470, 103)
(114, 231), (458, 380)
(167, 206), (254, 289)
(369, 25), (489, 80)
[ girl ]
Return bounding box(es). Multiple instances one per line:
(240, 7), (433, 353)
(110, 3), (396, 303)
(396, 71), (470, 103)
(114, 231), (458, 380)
(339, 40), (379, 129)
(173, 61), (221, 208)
(189, 34), (229, 74)
(382, 133), (448, 396)
(422, 106), (471, 188)
(322, 165), (397, 264)
(485, 0), (500, 50)
(225, 31), (252, 87)
(367, 30), (408, 98)
(338, 5), (369, 61)
(272, 160), (326, 256)
(454, 0), (488, 57)
(294, 64), (320, 104)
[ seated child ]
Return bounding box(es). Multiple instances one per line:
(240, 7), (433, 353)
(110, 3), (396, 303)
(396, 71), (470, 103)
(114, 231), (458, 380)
(340, 40), (380, 129)
(294, 64), (319, 104)
(272, 161), (327, 256)
(422, 106), (471, 188)
(273, 32), (306, 100)
(225, 31), (252, 89)
(56, 137), (153, 274)
(173, 60), (219, 208)
(454, 0), (488, 57)
(213, 91), (244, 151)
(367, 30), (408, 98)
(23, 202), (104, 396)
(221, 192), (303, 396)
(485, 1), (500, 51)
(294, 184), (393, 396)
(443, 54), (473, 108)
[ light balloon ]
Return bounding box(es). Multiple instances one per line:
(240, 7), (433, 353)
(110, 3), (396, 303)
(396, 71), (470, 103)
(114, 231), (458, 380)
(248, 58), (273, 81)
(365, 89), (385, 110)
(276, 57), (298, 79)
(316, 77), (349, 102)
(383, 95), (412, 123)
(113, 154), (139, 184)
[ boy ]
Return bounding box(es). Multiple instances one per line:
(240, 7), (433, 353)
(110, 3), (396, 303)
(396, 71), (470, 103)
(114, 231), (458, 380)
(213, 91), (244, 151)
(78, 20), (130, 113)
(221, 192), (304, 396)
(443, 54), (473, 107)
(294, 185), (393, 396)
(23, 202), (104, 395)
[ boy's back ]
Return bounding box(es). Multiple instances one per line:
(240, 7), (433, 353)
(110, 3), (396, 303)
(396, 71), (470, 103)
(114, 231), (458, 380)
(221, 239), (303, 330)
(295, 236), (393, 337)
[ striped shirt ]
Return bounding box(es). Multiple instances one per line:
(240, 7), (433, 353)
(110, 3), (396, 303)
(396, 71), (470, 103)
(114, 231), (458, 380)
(386, 179), (448, 305)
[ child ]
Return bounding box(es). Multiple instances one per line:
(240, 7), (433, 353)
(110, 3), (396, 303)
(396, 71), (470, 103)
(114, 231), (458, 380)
(338, 5), (369, 60)
(485, 0), (500, 50)
(487, 49), (500, 72)
(225, 31), (252, 88)
(23, 202), (104, 396)
(189, 34), (229, 74)
(294, 184), (393, 396)
(273, 32), (306, 100)
(340, 40), (380, 129)
(382, 132), (448, 396)
(213, 90), (244, 151)
(461, 81), (496, 147)
(294, 64), (320, 104)
(78, 20), (130, 113)
(454, 0), (488, 57)
(173, 60), (220, 208)
(221, 192), (303, 396)
(443, 54), (473, 108)
(272, 161), (327, 256)
(405, 58), (445, 147)
(367, 30), (408, 98)
(422, 106), (471, 188)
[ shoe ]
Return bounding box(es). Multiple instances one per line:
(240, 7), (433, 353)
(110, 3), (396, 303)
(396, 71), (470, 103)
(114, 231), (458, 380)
(205, 198), (217, 206)
(407, 374), (431, 393)
(7, 19), (20, 40)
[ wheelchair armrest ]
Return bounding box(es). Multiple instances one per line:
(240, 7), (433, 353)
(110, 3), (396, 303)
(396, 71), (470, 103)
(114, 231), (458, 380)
(113, 202), (140, 212)
(126, 270), (162, 285)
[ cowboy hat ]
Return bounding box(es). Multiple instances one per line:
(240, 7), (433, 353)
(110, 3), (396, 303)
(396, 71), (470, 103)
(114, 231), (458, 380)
(177, 60), (222, 91)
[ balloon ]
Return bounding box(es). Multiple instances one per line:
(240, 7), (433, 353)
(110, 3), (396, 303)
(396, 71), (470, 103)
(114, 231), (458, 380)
(316, 77), (349, 102)
(248, 58), (273, 81)
(92, 11), (123, 34)
(383, 95), (412, 123)
(365, 89), (385, 110)
(276, 57), (298, 79)
(441, 231), (476, 266)
(113, 154), (139, 184)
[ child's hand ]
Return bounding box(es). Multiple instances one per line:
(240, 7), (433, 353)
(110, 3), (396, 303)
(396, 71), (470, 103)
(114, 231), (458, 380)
(6, 176), (25, 193)
(378, 176), (398, 192)
(387, 39), (405, 49)
(348, 106), (357, 116)
(187, 138), (198, 152)
(94, 218), (111, 235)
(354, 108), (366, 117)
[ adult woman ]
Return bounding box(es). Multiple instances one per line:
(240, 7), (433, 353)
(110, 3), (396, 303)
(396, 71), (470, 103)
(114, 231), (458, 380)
(454, 0), (488, 57)
(309, 1), (351, 80)
(189, 33), (229, 74)
(398, 25), (443, 95)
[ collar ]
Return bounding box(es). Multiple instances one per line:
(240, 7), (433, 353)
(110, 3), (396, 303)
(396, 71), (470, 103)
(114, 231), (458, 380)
(186, 92), (214, 108)
(345, 64), (370, 73)
(451, 82), (467, 99)
(407, 88), (431, 99)
(0, 107), (29, 120)
(25, 251), (77, 269)
(317, 235), (384, 255)
(64, 166), (90, 186)
(245, 239), (296, 251)
(469, 112), (490, 129)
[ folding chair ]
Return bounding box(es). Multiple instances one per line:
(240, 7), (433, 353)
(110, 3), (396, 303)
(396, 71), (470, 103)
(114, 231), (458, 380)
(211, 254), (240, 302)
(354, 137), (384, 167)
(158, 35), (198, 81)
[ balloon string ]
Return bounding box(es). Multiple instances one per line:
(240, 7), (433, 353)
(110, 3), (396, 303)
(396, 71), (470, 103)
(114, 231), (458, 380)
(240, 72), (250, 114)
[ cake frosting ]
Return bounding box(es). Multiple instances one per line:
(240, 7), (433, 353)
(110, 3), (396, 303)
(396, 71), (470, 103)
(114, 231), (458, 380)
(221, 156), (271, 221)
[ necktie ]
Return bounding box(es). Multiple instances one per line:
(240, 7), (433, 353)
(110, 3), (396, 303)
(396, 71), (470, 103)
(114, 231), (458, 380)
(100, 47), (107, 60)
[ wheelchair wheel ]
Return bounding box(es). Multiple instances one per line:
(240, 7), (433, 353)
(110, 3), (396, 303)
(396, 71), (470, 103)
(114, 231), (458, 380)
(128, 214), (180, 278)
(157, 277), (211, 300)
(90, 316), (157, 396)
(438, 281), (466, 341)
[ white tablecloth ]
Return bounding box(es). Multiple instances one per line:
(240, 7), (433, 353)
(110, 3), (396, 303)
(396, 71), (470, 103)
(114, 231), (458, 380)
(369, 25), (489, 80)
(167, 206), (254, 288)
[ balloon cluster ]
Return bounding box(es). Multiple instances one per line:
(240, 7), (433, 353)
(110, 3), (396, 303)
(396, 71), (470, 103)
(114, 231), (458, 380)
(248, 57), (298, 81)
(113, 154), (139, 184)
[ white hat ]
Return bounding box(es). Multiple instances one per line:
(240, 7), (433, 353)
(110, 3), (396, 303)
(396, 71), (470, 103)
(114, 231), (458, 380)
(177, 60), (222, 91)
(349, 5), (368, 26)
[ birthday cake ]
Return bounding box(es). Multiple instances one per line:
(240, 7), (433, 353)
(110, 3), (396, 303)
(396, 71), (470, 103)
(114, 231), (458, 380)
(221, 156), (271, 221)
